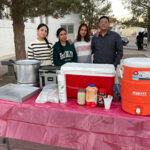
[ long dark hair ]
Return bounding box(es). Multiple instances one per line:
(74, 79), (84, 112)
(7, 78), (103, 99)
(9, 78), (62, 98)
(56, 27), (67, 54)
(37, 23), (50, 48)
(77, 23), (90, 42)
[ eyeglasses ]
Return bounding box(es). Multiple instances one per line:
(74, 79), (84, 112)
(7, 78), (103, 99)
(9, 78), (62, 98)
(99, 21), (109, 24)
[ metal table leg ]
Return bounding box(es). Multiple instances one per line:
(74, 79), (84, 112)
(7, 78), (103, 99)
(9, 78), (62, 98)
(3, 137), (10, 150)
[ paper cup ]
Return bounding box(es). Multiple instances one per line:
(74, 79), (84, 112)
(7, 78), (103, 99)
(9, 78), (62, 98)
(104, 97), (113, 110)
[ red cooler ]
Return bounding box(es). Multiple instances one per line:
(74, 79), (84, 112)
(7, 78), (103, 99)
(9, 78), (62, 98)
(61, 63), (115, 98)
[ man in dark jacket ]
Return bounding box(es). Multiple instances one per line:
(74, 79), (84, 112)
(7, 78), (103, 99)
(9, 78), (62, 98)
(91, 16), (123, 68)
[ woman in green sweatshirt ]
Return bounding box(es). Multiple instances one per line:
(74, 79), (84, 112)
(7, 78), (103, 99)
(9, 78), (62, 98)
(53, 28), (77, 66)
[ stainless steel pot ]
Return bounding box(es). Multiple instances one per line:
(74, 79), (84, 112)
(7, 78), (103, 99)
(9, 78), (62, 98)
(11, 60), (40, 85)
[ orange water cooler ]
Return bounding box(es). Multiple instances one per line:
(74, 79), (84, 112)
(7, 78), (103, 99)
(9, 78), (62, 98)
(121, 58), (150, 115)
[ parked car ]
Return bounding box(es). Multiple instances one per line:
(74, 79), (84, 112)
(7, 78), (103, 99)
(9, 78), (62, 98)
(121, 36), (129, 46)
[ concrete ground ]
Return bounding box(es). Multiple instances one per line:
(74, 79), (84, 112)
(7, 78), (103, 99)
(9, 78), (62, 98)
(0, 37), (149, 150)
(0, 137), (76, 150)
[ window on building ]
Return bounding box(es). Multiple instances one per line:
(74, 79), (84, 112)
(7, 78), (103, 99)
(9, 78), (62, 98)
(61, 25), (67, 31)
(40, 16), (43, 23)
(60, 24), (74, 34)
(45, 16), (48, 24)
(68, 25), (74, 34)
(31, 17), (34, 23)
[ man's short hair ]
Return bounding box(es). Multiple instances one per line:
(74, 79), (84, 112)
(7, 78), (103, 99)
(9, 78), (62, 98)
(99, 16), (109, 22)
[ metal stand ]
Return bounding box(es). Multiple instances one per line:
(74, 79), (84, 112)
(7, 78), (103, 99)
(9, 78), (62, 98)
(3, 137), (10, 150)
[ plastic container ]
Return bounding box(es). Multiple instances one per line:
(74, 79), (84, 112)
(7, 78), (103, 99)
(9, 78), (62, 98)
(121, 58), (150, 115)
(61, 63), (115, 98)
(57, 70), (67, 103)
(77, 89), (86, 105)
(97, 88), (106, 107)
(86, 84), (98, 107)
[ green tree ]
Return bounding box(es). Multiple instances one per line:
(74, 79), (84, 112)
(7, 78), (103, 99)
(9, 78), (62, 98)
(0, 0), (80, 60)
(79, 0), (112, 31)
(122, 0), (150, 50)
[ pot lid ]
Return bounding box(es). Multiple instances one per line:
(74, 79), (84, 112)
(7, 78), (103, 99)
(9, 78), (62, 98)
(15, 59), (40, 65)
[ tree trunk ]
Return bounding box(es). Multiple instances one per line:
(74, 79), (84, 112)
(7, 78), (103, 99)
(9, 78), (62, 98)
(11, 0), (26, 60)
(12, 18), (26, 60)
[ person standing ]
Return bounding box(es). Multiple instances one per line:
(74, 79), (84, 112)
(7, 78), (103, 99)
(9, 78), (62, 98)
(136, 32), (143, 51)
(91, 16), (123, 68)
(27, 23), (53, 66)
(74, 24), (92, 63)
(53, 28), (77, 66)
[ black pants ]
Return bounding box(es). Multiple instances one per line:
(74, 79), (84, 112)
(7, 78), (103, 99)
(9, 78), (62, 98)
(137, 42), (143, 50)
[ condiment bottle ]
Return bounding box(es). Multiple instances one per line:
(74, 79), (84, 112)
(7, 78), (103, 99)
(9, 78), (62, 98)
(97, 88), (106, 107)
(86, 84), (98, 107)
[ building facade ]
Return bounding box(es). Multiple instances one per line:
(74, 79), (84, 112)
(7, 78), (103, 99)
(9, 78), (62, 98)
(0, 13), (80, 60)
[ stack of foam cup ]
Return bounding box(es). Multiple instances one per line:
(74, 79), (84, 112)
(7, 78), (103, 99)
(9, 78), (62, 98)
(103, 95), (113, 110)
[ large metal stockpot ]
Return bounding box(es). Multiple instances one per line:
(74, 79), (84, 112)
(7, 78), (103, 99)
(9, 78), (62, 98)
(14, 60), (40, 85)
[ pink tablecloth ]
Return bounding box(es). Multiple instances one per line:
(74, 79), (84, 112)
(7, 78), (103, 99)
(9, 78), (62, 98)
(0, 94), (150, 150)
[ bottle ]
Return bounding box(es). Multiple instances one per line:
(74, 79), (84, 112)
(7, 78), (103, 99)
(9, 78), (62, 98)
(57, 70), (67, 103)
(86, 84), (98, 107)
(97, 88), (106, 107)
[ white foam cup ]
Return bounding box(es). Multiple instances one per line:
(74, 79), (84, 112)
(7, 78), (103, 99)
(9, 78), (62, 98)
(104, 95), (113, 110)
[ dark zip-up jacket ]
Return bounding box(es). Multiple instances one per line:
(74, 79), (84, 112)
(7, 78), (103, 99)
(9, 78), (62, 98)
(91, 30), (123, 67)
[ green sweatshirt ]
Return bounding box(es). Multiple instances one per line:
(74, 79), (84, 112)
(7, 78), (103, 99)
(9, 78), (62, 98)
(53, 41), (77, 66)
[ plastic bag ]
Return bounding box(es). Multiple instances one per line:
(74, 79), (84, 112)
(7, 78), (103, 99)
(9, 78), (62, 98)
(114, 70), (121, 101)
(35, 84), (59, 103)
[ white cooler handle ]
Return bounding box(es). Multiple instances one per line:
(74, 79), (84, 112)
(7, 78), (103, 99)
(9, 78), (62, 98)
(119, 66), (124, 79)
